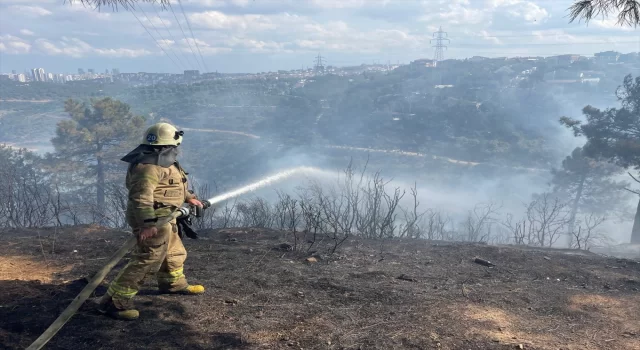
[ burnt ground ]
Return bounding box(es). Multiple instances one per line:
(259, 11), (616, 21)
(0, 226), (639, 350)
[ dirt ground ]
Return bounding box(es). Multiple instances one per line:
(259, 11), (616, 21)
(0, 226), (639, 350)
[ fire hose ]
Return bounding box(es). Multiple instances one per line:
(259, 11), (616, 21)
(25, 166), (320, 350)
(25, 202), (210, 350)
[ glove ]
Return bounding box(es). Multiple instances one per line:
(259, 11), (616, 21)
(176, 216), (199, 239)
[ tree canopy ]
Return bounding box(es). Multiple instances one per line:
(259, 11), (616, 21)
(561, 74), (640, 244)
(561, 74), (640, 170)
(52, 97), (145, 208)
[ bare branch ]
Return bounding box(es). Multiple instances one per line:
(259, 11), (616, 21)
(624, 187), (640, 195)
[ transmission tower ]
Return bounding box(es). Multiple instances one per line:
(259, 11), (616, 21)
(314, 53), (326, 73)
(430, 26), (450, 66)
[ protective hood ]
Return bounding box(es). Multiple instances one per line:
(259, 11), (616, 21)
(121, 144), (179, 168)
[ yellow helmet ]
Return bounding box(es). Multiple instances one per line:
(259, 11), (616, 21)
(143, 122), (183, 146)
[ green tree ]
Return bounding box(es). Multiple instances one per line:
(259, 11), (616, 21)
(561, 74), (640, 243)
(551, 147), (629, 245)
(52, 97), (145, 209)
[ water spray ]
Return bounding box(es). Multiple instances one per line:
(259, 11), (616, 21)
(177, 166), (328, 218)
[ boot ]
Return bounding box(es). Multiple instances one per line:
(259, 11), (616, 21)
(160, 284), (205, 295)
(97, 294), (140, 321)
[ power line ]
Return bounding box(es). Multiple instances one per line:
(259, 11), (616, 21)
(152, 2), (193, 70)
(177, 0), (208, 73)
(167, 0), (201, 72)
(431, 26), (449, 64)
(130, 7), (182, 72)
(137, 4), (187, 71)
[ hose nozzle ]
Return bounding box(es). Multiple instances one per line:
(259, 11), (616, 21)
(176, 206), (191, 219)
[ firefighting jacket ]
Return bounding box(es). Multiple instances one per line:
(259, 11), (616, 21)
(125, 162), (196, 228)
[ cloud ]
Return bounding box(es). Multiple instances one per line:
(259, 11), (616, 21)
(158, 39), (176, 47)
(19, 29), (35, 36)
(93, 47), (155, 58)
(186, 0), (388, 10)
(293, 21), (424, 53)
(223, 36), (289, 53)
(476, 30), (502, 45)
(308, 0), (390, 9)
(143, 16), (172, 28)
(189, 10), (282, 31)
(592, 17), (635, 31)
(62, 4), (112, 20)
(185, 0), (252, 6)
(175, 38), (232, 55)
(2, 0), (55, 3)
(501, 0), (548, 23)
(419, 0), (548, 27)
(0, 35), (31, 54)
(7, 5), (52, 17)
(32, 37), (153, 58)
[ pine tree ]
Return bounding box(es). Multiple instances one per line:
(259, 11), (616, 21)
(551, 147), (629, 245)
(52, 97), (145, 210)
(561, 74), (640, 243)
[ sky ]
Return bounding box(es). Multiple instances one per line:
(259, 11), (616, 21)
(0, 0), (638, 74)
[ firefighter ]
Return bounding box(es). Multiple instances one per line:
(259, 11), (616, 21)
(98, 122), (204, 321)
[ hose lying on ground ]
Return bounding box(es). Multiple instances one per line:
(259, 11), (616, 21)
(25, 236), (137, 350)
(25, 214), (179, 350)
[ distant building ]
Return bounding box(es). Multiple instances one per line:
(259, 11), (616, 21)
(546, 79), (580, 84)
(65, 75), (74, 82)
(547, 54), (583, 65)
(581, 77), (600, 85)
(618, 52), (637, 63)
(184, 70), (200, 79)
(78, 68), (85, 75)
(411, 58), (436, 67)
(88, 69), (95, 74)
(11, 70), (16, 74)
(594, 51), (620, 63)
(112, 68), (120, 75)
(47, 73), (54, 81)
(31, 68), (46, 82)
(468, 56), (489, 62)
(17, 74), (26, 82)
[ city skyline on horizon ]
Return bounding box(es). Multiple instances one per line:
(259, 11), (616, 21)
(2, 49), (638, 76)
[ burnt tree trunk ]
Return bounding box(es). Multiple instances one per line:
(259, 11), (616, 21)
(96, 157), (105, 208)
(567, 173), (586, 247)
(631, 197), (640, 244)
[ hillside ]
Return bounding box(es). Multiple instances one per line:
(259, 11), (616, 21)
(1, 227), (639, 349)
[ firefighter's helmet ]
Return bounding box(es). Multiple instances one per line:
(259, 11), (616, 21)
(143, 122), (183, 146)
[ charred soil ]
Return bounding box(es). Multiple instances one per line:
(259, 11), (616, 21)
(0, 226), (639, 350)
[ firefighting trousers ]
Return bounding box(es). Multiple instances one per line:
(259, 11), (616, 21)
(106, 222), (189, 309)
